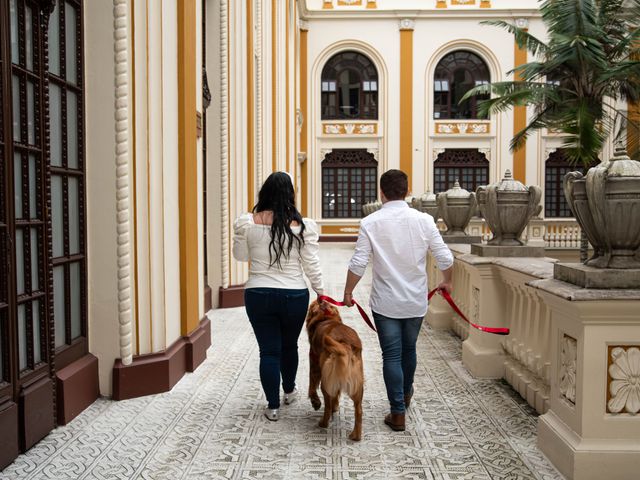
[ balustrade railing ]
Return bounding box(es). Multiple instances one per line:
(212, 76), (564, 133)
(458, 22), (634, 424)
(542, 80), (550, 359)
(426, 248), (554, 414)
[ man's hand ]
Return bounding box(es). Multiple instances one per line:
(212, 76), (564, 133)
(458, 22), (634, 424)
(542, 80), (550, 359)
(342, 292), (354, 307)
(437, 281), (453, 294)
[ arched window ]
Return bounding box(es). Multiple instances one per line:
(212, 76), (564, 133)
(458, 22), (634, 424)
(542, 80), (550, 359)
(322, 149), (378, 218)
(433, 149), (489, 194)
(434, 50), (490, 119)
(321, 51), (378, 120)
(545, 150), (596, 218)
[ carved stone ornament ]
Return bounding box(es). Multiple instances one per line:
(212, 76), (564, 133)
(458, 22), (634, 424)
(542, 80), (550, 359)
(399, 19), (415, 30)
(559, 335), (577, 405)
(476, 170), (543, 246)
(436, 122), (490, 135)
(437, 180), (477, 236)
(608, 346), (640, 414)
(564, 142), (640, 268)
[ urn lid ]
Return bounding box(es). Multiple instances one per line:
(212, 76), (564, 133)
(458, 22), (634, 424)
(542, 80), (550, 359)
(495, 169), (528, 192)
(420, 191), (437, 204)
(607, 143), (640, 177)
(443, 180), (472, 198)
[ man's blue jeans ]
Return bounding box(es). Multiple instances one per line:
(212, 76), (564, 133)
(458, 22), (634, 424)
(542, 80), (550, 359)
(245, 288), (310, 409)
(372, 311), (424, 414)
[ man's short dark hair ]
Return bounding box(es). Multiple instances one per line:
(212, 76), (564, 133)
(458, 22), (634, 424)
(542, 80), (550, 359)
(380, 169), (408, 201)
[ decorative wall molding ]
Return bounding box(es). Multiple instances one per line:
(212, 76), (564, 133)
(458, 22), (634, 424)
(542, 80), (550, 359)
(113, 0), (132, 366)
(435, 121), (490, 135)
(220, 0), (229, 288)
(432, 148), (446, 161)
(323, 0), (333, 8)
(607, 346), (640, 414)
(322, 123), (377, 135)
(559, 334), (577, 405)
(320, 148), (333, 161)
(255, 0), (263, 188)
(451, 0), (476, 5)
(399, 18), (415, 31)
(338, 0), (362, 5)
(478, 148), (491, 162)
(367, 148), (379, 161)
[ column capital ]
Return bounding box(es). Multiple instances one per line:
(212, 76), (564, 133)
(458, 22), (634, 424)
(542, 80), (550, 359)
(299, 19), (309, 31)
(399, 18), (415, 31)
(515, 18), (529, 29)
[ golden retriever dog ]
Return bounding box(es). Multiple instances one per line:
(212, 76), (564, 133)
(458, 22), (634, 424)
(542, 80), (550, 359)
(306, 300), (364, 441)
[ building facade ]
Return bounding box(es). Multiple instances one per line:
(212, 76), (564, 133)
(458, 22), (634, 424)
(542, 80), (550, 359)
(0, 0), (636, 472)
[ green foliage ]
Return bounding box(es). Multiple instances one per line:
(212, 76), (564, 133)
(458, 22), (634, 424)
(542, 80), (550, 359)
(463, 0), (640, 166)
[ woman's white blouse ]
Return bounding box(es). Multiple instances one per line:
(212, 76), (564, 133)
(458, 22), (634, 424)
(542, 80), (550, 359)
(232, 213), (324, 295)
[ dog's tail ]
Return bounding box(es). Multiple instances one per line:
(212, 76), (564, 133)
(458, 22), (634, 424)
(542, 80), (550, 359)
(321, 336), (362, 398)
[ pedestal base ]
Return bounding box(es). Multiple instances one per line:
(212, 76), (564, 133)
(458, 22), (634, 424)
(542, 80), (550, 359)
(554, 263), (640, 289)
(470, 244), (545, 257)
(461, 339), (504, 378)
(441, 234), (482, 245)
(538, 410), (640, 480)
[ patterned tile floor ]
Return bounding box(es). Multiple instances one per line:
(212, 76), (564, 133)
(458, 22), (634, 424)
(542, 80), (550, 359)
(1, 244), (564, 480)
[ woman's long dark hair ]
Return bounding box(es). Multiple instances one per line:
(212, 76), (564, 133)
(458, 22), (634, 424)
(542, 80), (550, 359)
(253, 172), (305, 267)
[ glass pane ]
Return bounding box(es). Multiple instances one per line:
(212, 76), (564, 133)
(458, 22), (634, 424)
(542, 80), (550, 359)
(0, 313), (4, 381)
(10, 0), (19, 64)
(25, 6), (33, 70)
(48, 2), (61, 76)
(14, 153), (23, 218)
(12, 74), (20, 142)
(18, 304), (26, 371)
(16, 228), (24, 295)
(54, 265), (66, 348)
(33, 300), (41, 364)
(52, 175), (64, 257)
(70, 262), (81, 339)
(30, 228), (39, 291)
(69, 176), (79, 254)
(67, 90), (78, 168)
(65, 2), (77, 84)
(50, 84), (62, 166)
(29, 154), (37, 218)
(27, 81), (35, 144)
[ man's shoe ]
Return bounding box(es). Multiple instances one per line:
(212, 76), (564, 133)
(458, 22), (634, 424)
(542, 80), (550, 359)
(264, 407), (279, 421)
(404, 389), (413, 409)
(384, 413), (405, 431)
(284, 388), (298, 405)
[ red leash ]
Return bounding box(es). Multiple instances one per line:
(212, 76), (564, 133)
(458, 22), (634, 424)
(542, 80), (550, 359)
(318, 295), (377, 333)
(428, 288), (510, 336)
(319, 289), (509, 336)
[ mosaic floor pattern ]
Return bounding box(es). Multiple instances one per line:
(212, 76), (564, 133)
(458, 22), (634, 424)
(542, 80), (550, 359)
(1, 244), (563, 480)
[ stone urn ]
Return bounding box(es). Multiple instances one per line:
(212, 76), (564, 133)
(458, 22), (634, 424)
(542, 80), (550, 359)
(476, 170), (542, 246)
(437, 180), (476, 236)
(417, 191), (439, 219)
(564, 144), (640, 269)
(362, 200), (382, 217)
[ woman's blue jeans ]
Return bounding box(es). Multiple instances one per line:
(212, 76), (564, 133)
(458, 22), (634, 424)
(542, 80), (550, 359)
(373, 311), (424, 414)
(245, 287), (310, 409)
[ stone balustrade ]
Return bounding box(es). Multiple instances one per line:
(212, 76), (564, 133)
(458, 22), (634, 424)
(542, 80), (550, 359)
(426, 243), (640, 479)
(427, 245), (554, 414)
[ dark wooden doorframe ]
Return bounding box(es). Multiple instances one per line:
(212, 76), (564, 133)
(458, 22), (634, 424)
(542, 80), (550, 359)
(0, 0), (88, 468)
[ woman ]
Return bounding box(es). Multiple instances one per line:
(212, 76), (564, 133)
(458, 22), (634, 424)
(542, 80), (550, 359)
(233, 172), (324, 421)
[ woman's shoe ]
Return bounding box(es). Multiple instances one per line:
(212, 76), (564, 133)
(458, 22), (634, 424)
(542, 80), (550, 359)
(284, 388), (298, 405)
(264, 407), (279, 421)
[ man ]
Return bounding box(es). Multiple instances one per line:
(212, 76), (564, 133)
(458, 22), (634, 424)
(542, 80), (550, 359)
(343, 169), (453, 431)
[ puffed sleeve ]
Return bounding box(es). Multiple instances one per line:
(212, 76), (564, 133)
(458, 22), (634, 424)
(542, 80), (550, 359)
(300, 219), (324, 295)
(232, 213), (253, 262)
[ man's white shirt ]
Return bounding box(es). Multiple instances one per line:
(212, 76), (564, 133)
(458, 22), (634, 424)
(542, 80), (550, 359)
(348, 200), (454, 319)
